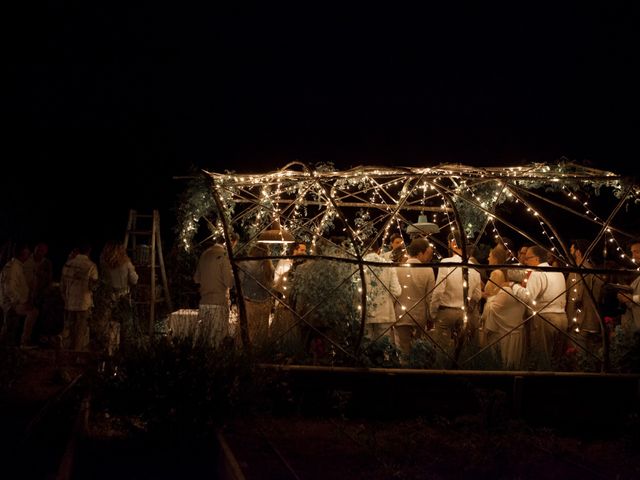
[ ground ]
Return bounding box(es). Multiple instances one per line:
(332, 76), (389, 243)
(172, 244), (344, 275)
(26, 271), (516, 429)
(2, 348), (640, 479)
(222, 415), (640, 479)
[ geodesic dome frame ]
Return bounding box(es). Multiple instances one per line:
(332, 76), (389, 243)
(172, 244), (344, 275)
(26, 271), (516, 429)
(185, 160), (640, 371)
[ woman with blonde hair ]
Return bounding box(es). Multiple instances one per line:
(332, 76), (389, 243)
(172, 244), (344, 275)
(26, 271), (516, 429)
(481, 246), (526, 369)
(97, 240), (139, 354)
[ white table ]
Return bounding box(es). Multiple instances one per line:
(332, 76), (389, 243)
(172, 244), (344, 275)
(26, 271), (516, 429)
(167, 309), (199, 338)
(167, 308), (238, 339)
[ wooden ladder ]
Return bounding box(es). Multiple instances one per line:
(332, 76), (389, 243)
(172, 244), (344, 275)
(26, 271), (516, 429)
(124, 209), (173, 335)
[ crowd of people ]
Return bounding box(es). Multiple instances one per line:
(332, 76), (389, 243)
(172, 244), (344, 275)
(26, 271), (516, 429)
(0, 240), (139, 356)
(3, 231), (639, 371)
(192, 231), (640, 369)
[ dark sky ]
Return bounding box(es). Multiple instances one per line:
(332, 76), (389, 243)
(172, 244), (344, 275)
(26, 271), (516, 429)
(2, 3), (639, 272)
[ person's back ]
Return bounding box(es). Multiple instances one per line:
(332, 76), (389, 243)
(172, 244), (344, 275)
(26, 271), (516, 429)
(239, 244), (274, 347)
(60, 244), (97, 351)
(394, 238), (435, 359)
(98, 241), (140, 353)
(430, 235), (482, 356)
(192, 235), (237, 347)
(61, 250), (98, 312)
(194, 243), (234, 306)
(0, 244), (39, 346)
(100, 241), (138, 294)
(363, 249), (401, 343)
(511, 245), (568, 366)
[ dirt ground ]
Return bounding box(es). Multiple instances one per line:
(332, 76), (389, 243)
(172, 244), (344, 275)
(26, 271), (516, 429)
(3, 349), (640, 479)
(224, 415), (640, 479)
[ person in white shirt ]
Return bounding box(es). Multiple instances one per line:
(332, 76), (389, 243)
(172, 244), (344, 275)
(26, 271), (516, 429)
(430, 234), (482, 358)
(60, 243), (98, 351)
(364, 243), (402, 345)
(382, 233), (407, 263)
(394, 238), (435, 359)
(0, 244), (39, 347)
(509, 245), (568, 367)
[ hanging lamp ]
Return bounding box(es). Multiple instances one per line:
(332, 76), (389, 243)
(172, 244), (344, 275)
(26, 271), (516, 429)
(406, 214), (439, 236)
(257, 219), (295, 243)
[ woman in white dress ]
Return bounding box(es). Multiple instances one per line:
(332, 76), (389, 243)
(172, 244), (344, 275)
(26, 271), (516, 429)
(481, 247), (526, 369)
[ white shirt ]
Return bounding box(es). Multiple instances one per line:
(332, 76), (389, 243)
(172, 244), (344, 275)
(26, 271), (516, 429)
(395, 257), (435, 327)
(61, 254), (99, 311)
(363, 252), (402, 324)
(430, 254), (482, 318)
(511, 262), (566, 313)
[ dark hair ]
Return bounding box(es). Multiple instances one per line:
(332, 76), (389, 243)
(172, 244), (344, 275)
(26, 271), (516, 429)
(448, 232), (462, 247)
(571, 239), (590, 257)
(289, 241), (306, 255)
(407, 238), (429, 257)
(528, 245), (547, 261)
(390, 233), (403, 243)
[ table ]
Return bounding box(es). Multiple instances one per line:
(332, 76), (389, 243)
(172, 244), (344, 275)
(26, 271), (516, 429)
(166, 308), (238, 339)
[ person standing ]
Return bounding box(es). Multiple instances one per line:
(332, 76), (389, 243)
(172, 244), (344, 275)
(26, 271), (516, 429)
(239, 243), (274, 349)
(0, 243), (39, 347)
(193, 233), (238, 347)
(382, 233), (407, 263)
(617, 239), (640, 333)
(271, 241), (306, 352)
(363, 242), (402, 345)
(509, 245), (568, 367)
(566, 239), (605, 354)
(23, 242), (53, 344)
(273, 241), (306, 296)
(394, 238), (435, 360)
(60, 243), (98, 351)
(430, 234), (482, 358)
(98, 241), (139, 354)
(482, 247), (527, 369)
(23, 242), (53, 311)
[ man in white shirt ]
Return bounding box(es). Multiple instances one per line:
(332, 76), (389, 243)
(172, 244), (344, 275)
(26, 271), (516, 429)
(395, 238), (435, 359)
(430, 234), (482, 358)
(382, 233), (407, 263)
(509, 245), (568, 367)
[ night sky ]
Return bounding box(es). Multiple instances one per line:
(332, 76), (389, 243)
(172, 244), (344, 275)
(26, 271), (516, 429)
(3, 3), (639, 274)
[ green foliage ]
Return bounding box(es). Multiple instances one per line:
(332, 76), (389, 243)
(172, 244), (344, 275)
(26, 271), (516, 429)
(357, 336), (402, 368)
(609, 326), (640, 373)
(290, 257), (360, 338)
(407, 338), (439, 368)
(173, 172), (221, 254)
(457, 341), (503, 371)
(87, 337), (267, 438)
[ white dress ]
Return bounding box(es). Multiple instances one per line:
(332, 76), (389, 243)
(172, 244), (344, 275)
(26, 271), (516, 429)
(482, 285), (526, 369)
